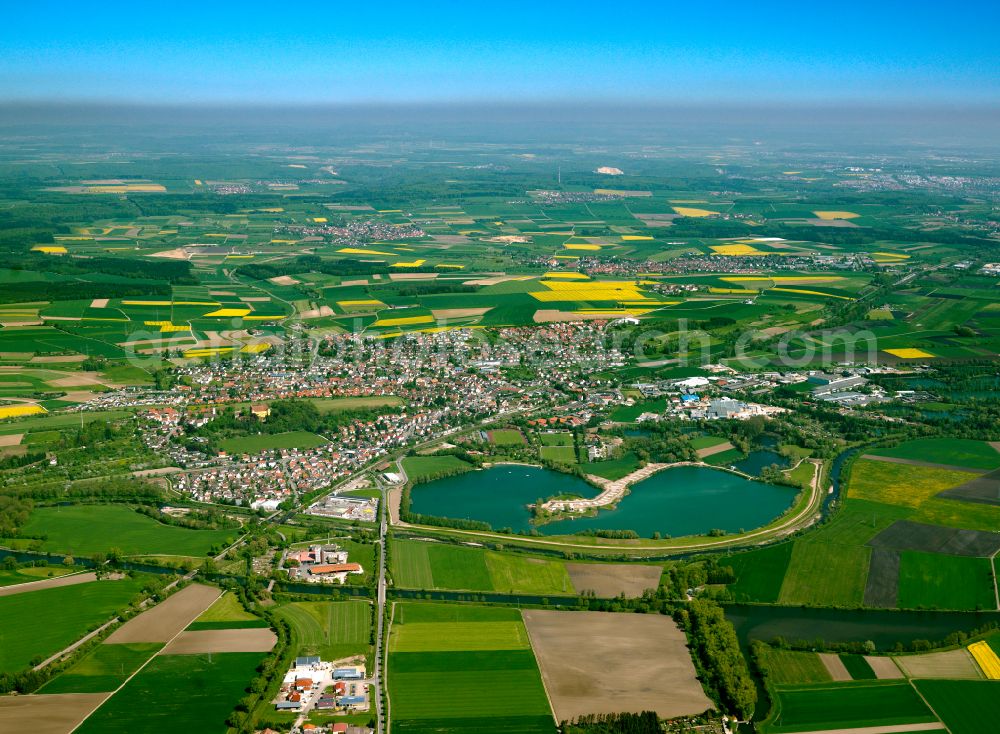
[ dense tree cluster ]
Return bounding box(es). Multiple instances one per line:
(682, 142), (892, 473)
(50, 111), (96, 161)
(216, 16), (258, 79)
(0, 496), (33, 537)
(674, 599), (756, 720)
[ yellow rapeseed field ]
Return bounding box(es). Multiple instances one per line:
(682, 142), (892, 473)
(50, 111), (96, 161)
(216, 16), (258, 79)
(813, 211), (860, 220)
(544, 272), (589, 279)
(530, 280), (651, 303)
(390, 259), (427, 267)
(968, 641), (1000, 679)
(0, 404), (46, 420)
(143, 321), (190, 333)
(435, 264), (465, 269)
(711, 244), (763, 256)
(240, 343), (272, 354)
(182, 347), (234, 358)
(621, 235), (653, 241)
(204, 308), (251, 318)
(563, 244), (601, 251)
(338, 248), (393, 256)
(673, 206), (719, 217)
(884, 348), (935, 359)
(32, 245), (68, 254)
(312, 217), (327, 223)
(373, 315), (434, 327)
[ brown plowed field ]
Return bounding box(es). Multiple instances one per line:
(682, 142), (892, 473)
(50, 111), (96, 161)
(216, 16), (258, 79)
(0, 692), (110, 734)
(104, 583), (220, 643)
(522, 609), (712, 721)
(160, 628), (276, 654)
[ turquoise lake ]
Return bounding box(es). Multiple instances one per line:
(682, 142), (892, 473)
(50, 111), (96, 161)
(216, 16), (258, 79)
(409, 464), (797, 537)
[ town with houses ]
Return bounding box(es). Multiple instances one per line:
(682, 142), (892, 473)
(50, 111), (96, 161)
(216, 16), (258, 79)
(73, 319), (913, 513)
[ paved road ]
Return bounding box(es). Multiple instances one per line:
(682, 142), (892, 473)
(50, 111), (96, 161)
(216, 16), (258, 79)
(373, 489), (389, 733)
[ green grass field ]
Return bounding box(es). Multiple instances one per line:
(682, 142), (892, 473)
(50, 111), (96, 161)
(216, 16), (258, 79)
(186, 591), (269, 630)
(690, 435), (730, 450)
(388, 603), (554, 734)
(74, 652), (266, 734)
(0, 409), (132, 436)
(839, 654), (877, 680)
(579, 452), (642, 480)
(869, 438), (1000, 471)
(193, 592), (258, 622)
(391, 619), (529, 652)
(759, 647), (832, 685)
(489, 429), (525, 446)
(484, 552), (574, 595)
(538, 445), (577, 463)
(218, 430), (327, 454)
(609, 398), (668, 422)
(779, 540), (870, 607)
(390, 539), (573, 594)
(537, 432), (574, 446)
(0, 565), (80, 587)
(39, 642), (162, 693)
(309, 396), (402, 413)
(914, 679), (1000, 734)
(0, 577), (146, 672)
(765, 681), (937, 733)
(897, 551), (996, 610)
(723, 543), (794, 603)
(18, 504), (237, 557)
(402, 454), (474, 483)
(274, 600), (371, 660)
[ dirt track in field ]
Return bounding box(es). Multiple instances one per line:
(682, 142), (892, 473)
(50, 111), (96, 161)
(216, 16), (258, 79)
(565, 563), (663, 598)
(104, 583), (220, 643)
(160, 628), (276, 654)
(0, 692), (110, 734)
(522, 609), (712, 721)
(696, 441), (735, 458)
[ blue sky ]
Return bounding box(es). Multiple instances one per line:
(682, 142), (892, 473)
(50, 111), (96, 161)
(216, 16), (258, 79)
(1, 1), (997, 104)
